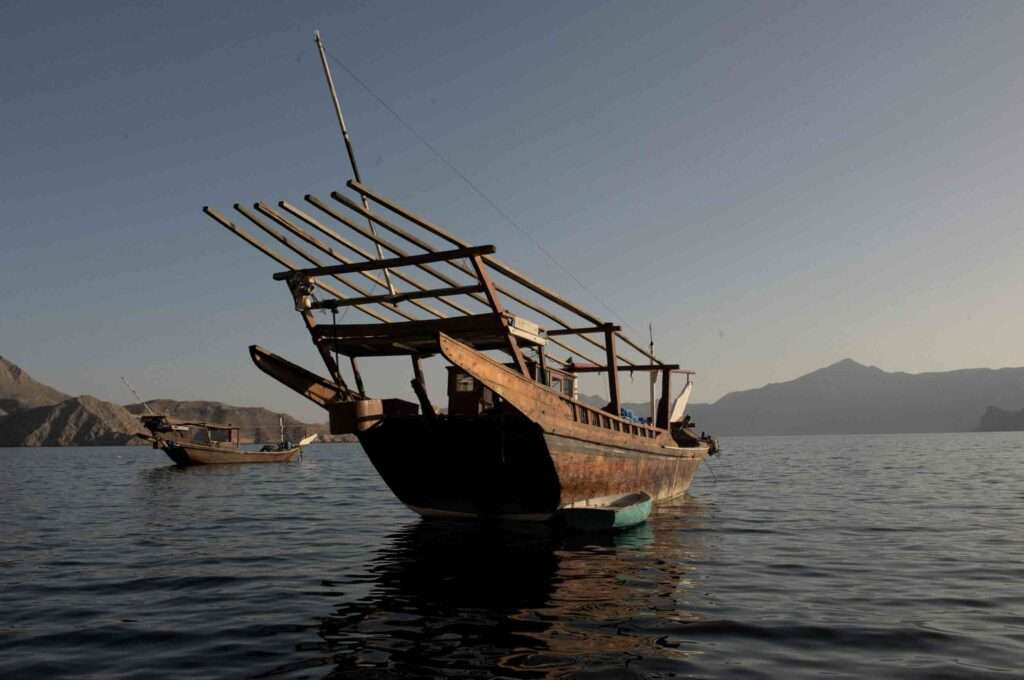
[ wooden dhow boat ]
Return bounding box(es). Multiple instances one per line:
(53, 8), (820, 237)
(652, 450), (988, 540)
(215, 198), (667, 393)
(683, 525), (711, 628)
(198, 32), (717, 519)
(139, 414), (316, 466)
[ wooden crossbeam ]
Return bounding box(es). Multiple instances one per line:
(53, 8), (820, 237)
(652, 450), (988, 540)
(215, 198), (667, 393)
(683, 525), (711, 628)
(546, 323), (621, 337)
(273, 245), (495, 280)
(310, 193), (622, 368)
(311, 284), (485, 310)
(565, 363), (680, 373)
(347, 180), (663, 364)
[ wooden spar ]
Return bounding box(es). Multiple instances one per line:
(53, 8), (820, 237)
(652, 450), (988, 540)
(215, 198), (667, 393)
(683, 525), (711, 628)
(547, 324), (621, 337)
(232, 204), (415, 322)
(257, 203), (386, 292)
(303, 194), (608, 368)
(278, 200), (474, 317)
(276, 245), (497, 279)
(312, 313), (519, 357)
(322, 192), (636, 368)
(410, 355), (435, 420)
(248, 345), (356, 405)
(347, 180), (662, 364)
(656, 366), (672, 429)
(306, 195), (487, 302)
(205, 205), (596, 376)
(255, 202), (448, 320)
(313, 30), (395, 295)
(649, 324), (656, 426)
(564, 363), (681, 373)
(201, 207), (389, 325)
(285, 276), (346, 390)
(311, 285), (484, 310)
(604, 325), (620, 416)
(349, 357), (366, 395)
(470, 253), (529, 377)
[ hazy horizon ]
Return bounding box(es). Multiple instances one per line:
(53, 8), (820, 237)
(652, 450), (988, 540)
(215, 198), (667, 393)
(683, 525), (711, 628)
(3, 1), (1023, 421)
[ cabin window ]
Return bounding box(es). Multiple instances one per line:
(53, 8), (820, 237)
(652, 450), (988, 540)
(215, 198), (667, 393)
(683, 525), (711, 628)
(550, 376), (562, 393)
(455, 373), (476, 392)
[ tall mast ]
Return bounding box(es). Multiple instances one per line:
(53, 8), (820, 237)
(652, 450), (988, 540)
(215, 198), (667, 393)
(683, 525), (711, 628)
(313, 30), (395, 295)
(648, 324), (655, 423)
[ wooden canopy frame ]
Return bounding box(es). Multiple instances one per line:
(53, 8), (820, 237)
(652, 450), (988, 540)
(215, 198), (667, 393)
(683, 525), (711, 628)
(203, 182), (689, 419)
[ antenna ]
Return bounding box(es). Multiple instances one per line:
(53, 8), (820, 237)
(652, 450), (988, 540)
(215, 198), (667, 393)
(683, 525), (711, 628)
(121, 376), (156, 415)
(313, 30), (396, 295)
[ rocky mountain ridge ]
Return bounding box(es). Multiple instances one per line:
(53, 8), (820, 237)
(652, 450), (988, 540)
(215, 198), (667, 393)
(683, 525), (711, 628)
(0, 356), (68, 413)
(0, 357), (347, 446)
(975, 406), (1024, 432)
(584, 359), (1024, 436)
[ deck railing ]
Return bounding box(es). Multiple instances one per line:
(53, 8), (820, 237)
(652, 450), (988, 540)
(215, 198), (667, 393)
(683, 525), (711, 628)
(566, 399), (659, 439)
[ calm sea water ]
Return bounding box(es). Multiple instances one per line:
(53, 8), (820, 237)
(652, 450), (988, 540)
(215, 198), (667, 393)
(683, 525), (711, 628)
(2, 433), (1023, 678)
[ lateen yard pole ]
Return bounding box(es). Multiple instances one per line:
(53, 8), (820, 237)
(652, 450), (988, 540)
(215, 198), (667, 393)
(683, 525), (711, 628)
(314, 30), (395, 295)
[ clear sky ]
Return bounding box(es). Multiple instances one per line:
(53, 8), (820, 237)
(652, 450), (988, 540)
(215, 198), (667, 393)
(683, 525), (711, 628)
(2, 1), (1023, 421)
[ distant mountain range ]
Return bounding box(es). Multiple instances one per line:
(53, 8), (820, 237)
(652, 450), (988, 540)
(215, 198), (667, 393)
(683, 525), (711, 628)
(976, 406), (1024, 432)
(124, 400), (332, 444)
(0, 356), (343, 447)
(0, 356), (69, 413)
(4, 355), (1024, 444)
(583, 359), (1024, 436)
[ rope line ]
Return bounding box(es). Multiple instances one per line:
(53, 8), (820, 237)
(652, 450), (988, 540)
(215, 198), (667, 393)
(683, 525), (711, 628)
(322, 48), (643, 338)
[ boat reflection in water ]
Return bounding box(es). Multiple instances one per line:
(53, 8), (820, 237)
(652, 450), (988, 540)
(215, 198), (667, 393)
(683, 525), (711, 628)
(284, 497), (712, 678)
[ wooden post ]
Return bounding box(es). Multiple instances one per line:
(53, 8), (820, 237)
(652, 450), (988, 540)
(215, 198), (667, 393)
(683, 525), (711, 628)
(649, 324), (656, 425)
(310, 192), (615, 367)
(313, 31), (395, 295)
(410, 355), (435, 420)
(537, 345), (547, 386)
(469, 255), (529, 377)
(326, 191), (639, 367)
(286, 276), (348, 391)
(656, 367), (672, 429)
(604, 325), (620, 416)
(201, 206), (391, 324)
(349, 357), (366, 396)
(348, 180), (663, 362)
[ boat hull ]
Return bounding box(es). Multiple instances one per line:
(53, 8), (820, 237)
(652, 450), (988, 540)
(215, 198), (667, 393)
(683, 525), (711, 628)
(558, 492), (654, 532)
(357, 415), (708, 521)
(160, 442), (301, 466)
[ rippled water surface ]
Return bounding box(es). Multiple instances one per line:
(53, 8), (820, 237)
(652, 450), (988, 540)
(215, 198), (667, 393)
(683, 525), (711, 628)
(3, 433), (1024, 678)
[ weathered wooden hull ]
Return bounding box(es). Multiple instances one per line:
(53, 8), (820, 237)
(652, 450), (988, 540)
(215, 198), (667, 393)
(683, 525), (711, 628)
(544, 433), (706, 506)
(160, 442), (301, 466)
(356, 415), (708, 521)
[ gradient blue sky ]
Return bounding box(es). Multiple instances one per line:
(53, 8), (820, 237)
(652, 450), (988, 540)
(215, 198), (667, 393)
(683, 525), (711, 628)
(2, 1), (1022, 420)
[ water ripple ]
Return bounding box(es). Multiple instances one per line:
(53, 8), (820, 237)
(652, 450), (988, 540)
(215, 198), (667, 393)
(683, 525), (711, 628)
(2, 435), (1024, 678)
